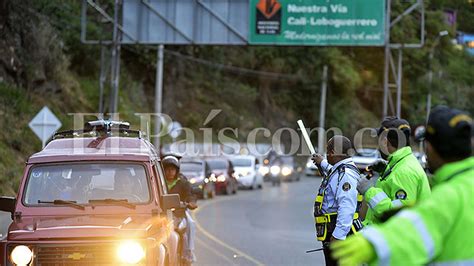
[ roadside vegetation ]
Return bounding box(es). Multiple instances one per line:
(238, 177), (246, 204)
(0, 0), (473, 195)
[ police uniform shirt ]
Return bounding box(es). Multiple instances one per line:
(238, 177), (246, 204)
(319, 158), (359, 240)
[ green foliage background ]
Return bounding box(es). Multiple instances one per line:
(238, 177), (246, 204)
(0, 0), (473, 195)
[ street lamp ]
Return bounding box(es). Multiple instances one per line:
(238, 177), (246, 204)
(426, 30), (449, 123)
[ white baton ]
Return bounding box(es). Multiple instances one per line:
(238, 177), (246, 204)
(297, 120), (316, 154)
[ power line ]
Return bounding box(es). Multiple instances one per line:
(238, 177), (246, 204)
(163, 49), (303, 81)
(122, 45), (304, 81)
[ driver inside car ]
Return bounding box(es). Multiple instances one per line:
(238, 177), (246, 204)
(114, 168), (142, 202)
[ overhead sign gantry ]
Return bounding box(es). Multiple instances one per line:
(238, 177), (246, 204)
(81, 0), (425, 147)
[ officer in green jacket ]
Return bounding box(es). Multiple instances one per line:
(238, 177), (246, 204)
(357, 117), (431, 225)
(331, 105), (473, 265)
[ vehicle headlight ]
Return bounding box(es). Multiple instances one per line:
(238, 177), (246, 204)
(117, 241), (145, 264)
(281, 167), (292, 176)
(209, 174), (217, 182)
(306, 162), (312, 168)
(217, 175), (226, 182)
(270, 165), (280, 175)
(259, 166), (269, 175)
(10, 245), (33, 266)
(189, 178), (197, 184)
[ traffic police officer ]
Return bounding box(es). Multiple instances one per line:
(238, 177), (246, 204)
(357, 117), (431, 225)
(331, 106), (474, 265)
(312, 135), (363, 266)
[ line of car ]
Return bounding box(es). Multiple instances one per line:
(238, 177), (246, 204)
(180, 153), (307, 200)
(180, 155), (264, 200)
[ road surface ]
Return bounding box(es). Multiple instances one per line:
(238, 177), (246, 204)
(194, 176), (325, 266)
(0, 176), (326, 265)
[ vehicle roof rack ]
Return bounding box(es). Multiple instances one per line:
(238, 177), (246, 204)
(52, 120), (143, 140)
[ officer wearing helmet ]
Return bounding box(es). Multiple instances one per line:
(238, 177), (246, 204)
(162, 155), (197, 216)
(332, 106), (474, 265)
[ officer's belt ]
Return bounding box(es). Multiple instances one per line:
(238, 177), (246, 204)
(315, 212), (360, 224)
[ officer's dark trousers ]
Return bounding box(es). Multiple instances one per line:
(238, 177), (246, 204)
(322, 241), (337, 266)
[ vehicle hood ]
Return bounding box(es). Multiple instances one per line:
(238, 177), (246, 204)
(7, 215), (172, 241)
(182, 171), (204, 179)
(210, 169), (226, 175)
(234, 167), (253, 173)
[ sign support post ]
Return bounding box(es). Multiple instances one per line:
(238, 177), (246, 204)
(318, 65), (328, 154)
(154, 44), (164, 150)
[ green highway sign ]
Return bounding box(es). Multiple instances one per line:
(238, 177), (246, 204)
(249, 0), (386, 46)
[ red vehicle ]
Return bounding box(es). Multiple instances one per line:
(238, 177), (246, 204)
(205, 158), (238, 195)
(0, 121), (184, 266)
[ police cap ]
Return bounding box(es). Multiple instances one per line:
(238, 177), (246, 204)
(423, 106), (472, 158)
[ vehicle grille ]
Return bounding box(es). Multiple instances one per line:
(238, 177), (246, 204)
(35, 244), (118, 265)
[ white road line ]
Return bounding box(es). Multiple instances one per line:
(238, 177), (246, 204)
(192, 195), (265, 266)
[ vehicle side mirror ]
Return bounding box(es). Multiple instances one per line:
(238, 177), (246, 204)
(162, 194), (180, 210)
(0, 197), (16, 214)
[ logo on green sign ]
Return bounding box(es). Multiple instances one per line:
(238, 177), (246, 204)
(249, 0), (386, 46)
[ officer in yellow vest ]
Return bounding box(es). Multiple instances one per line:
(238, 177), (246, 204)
(331, 106), (473, 265)
(357, 117), (431, 225)
(312, 135), (363, 266)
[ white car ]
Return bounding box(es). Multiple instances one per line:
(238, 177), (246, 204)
(352, 148), (381, 171)
(305, 157), (320, 176)
(230, 155), (263, 189)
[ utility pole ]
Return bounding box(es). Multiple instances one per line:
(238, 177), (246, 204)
(382, 0), (392, 118)
(154, 45), (164, 150)
(318, 65), (328, 154)
(427, 30), (449, 123)
(98, 45), (107, 118)
(396, 48), (403, 117)
(109, 0), (121, 114)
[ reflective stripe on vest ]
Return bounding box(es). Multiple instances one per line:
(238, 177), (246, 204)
(368, 191), (389, 209)
(429, 260), (474, 266)
(361, 227), (391, 266)
(398, 210), (435, 260)
(391, 199), (403, 208)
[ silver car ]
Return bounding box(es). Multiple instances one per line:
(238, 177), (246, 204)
(352, 148), (381, 171)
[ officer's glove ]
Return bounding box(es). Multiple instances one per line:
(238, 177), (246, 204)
(367, 159), (387, 173)
(331, 234), (375, 266)
(311, 153), (324, 165)
(356, 175), (373, 195)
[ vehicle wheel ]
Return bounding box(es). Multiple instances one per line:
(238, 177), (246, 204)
(258, 183), (263, 189)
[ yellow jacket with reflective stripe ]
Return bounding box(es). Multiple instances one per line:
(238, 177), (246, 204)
(363, 147), (431, 225)
(362, 157), (474, 265)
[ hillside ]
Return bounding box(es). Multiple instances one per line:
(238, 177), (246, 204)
(0, 0), (473, 195)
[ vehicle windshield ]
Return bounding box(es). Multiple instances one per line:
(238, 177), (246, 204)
(207, 160), (227, 170)
(181, 162), (203, 172)
(355, 149), (379, 157)
(231, 158), (252, 167)
(24, 163), (150, 205)
(274, 156), (294, 165)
